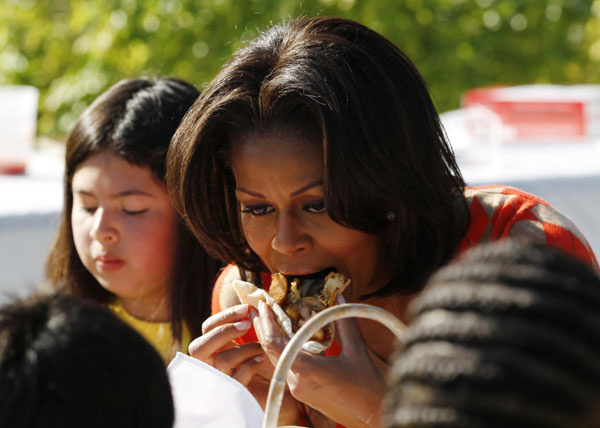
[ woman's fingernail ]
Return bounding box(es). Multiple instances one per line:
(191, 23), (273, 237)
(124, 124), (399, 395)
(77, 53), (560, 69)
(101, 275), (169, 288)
(188, 337), (201, 352)
(253, 355), (264, 363)
(258, 300), (266, 311)
(233, 304), (249, 316)
(234, 320), (251, 331)
(201, 321), (209, 334)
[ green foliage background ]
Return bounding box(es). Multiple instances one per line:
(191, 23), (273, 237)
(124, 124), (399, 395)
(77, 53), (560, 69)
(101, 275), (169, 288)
(2, 0), (600, 138)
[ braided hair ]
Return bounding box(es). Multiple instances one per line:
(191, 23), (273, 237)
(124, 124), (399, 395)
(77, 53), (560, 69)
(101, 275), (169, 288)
(384, 240), (600, 428)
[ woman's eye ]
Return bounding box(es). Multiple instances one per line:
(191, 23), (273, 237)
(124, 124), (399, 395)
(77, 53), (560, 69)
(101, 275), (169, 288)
(305, 201), (326, 213)
(240, 204), (274, 217)
(82, 206), (97, 214)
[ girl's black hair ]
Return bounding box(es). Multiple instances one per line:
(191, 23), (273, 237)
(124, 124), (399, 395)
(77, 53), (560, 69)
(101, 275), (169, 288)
(46, 77), (222, 339)
(0, 294), (173, 428)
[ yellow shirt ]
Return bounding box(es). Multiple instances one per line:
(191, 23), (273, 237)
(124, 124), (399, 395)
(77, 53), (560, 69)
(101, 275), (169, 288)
(109, 300), (192, 364)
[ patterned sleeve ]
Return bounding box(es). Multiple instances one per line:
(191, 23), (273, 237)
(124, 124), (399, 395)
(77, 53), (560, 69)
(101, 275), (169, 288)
(459, 185), (599, 270)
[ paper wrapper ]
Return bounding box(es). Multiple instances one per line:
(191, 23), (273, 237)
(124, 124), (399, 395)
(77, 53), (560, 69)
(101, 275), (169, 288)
(233, 279), (331, 354)
(168, 352), (264, 428)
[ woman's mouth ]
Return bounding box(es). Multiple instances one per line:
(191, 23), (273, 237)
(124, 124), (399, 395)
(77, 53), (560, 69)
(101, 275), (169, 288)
(282, 267), (336, 281)
(276, 267), (335, 279)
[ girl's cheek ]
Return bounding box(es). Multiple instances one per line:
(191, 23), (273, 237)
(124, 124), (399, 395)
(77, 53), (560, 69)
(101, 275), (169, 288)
(70, 217), (85, 241)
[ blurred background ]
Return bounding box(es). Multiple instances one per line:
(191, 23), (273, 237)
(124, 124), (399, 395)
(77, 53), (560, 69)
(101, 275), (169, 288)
(2, 0), (600, 298)
(3, 0), (600, 138)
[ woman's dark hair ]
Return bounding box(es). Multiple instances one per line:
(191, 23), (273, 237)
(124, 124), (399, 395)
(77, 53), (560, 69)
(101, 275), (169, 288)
(45, 77), (222, 339)
(166, 17), (468, 296)
(0, 294), (174, 428)
(385, 241), (600, 428)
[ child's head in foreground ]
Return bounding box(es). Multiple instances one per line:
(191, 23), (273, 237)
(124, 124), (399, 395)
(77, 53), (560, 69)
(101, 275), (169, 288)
(0, 293), (173, 428)
(385, 240), (600, 428)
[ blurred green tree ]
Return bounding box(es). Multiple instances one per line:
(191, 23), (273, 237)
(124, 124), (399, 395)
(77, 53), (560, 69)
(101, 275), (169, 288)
(0, 0), (598, 138)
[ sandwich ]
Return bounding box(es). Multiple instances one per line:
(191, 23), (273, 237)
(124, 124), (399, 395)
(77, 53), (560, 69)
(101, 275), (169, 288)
(233, 271), (350, 353)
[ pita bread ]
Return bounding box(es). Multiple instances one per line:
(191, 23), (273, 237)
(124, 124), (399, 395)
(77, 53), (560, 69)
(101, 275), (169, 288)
(232, 279), (333, 354)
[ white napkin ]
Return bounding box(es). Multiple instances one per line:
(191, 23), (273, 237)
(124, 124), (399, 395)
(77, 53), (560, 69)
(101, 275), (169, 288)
(167, 352), (264, 428)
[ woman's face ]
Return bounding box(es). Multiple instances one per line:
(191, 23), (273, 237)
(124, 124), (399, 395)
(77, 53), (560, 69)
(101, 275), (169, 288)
(71, 150), (179, 319)
(231, 132), (390, 298)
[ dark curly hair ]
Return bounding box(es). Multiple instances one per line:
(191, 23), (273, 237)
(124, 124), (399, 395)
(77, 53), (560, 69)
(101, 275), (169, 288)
(0, 294), (173, 428)
(385, 240), (600, 428)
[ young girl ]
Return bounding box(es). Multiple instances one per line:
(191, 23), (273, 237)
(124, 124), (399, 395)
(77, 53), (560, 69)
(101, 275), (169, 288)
(46, 77), (222, 363)
(166, 18), (599, 427)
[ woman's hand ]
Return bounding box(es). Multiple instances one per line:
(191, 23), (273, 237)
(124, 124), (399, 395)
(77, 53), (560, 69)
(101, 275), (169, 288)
(188, 304), (265, 386)
(190, 302), (301, 425)
(253, 298), (386, 428)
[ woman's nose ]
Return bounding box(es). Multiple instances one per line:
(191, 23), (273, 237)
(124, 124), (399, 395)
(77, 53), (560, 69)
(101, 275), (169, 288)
(271, 213), (311, 255)
(90, 207), (119, 244)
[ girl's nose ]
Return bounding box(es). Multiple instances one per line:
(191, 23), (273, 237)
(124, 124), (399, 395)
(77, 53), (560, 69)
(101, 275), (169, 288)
(90, 207), (119, 244)
(271, 213), (311, 255)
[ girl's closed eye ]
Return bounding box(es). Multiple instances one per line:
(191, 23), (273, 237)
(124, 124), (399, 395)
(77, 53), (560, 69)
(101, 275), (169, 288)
(240, 204), (274, 216)
(121, 195), (151, 215)
(122, 202), (149, 216)
(73, 194), (97, 214)
(123, 208), (148, 215)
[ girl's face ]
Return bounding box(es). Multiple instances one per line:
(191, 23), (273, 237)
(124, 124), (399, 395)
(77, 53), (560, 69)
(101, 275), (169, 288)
(231, 132), (391, 299)
(71, 150), (179, 320)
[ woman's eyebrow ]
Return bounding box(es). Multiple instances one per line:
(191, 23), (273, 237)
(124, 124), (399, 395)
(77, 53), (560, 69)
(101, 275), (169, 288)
(235, 187), (264, 198)
(290, 180), (323, 197)
(235, 180), (324, 199)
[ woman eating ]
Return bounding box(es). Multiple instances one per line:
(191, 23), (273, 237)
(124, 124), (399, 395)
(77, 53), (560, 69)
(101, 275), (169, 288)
(166, 17), (598, 427)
